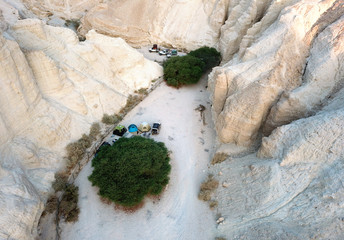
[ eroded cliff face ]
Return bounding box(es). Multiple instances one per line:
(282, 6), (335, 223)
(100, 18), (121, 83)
(212, 92), (344, 239)
(0, 0), (343, 239)
(209, 0), (344, 146)
(208, 0), (344, 239)
(78, 0), (230, 50)
(21, 0), (101, 19)
(0, 17), (162, 239)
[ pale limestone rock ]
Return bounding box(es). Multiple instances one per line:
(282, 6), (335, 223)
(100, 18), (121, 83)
(79, 0), (230, 50)
(213, 105), (344, 239)
(209, 0), (341, 146)
(21, 0), (101, 19)
(264, 14), (344, 134)
(0, 19), (162, 239)
(0, 0), (20, 30)
(208, 1), (344, 239)
(219, 0), (280, 62)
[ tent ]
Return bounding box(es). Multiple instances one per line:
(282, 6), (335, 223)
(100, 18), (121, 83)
(128, 124), (138, 133)
(138, 122), (151, 132)
(113, 125), (127, 136)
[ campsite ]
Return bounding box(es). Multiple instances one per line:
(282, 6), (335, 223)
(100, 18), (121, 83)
(61, 73), (217, 240)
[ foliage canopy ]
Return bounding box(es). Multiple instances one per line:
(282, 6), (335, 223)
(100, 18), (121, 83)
(163, 46), (221, 88)
(189, 46), (221, 71)
(89, 136), (171, 207)
(163, 55), (204, 87)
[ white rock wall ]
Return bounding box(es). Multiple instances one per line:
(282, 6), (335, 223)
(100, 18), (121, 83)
(79, 0), (230, 50)
(0, 18), (162, 239)
(264, 14), (344, 134)
(212, 91), (344, 239)
(21, 0), (101, 19)
(209, 0), (343, 146)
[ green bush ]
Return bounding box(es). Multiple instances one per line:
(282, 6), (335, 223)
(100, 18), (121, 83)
(89, 136), (171, 207)
(163, 55), (205, 88)
(189, 46), (221, 71)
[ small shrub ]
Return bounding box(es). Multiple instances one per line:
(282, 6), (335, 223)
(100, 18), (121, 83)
(215, 237), (227, 240)
(198, 190), (212, 202)
(66, 134), (92, 167)
(59, 184), (80, 222)
(79, 134), (92, 149)
(52, 172), (69, 192)
(200, 175), (219, 191)
(119, 95), (142, 114)
(211, 153), (229, 165)
(163, 55), (205, 88)
(209, 200), (218, 210)
(135, 88), (148, 95)
(44, 194), (58, 214)
(198, 175), (219, 202)
(89, 136), (171, 207)
(102, 114), (119, 125)
(66, 142), (84, 166)
(189, 46), (221, 71)
(89, 122), (101, 140)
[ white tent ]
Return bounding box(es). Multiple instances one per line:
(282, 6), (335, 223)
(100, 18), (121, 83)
(138, 122), (151, 132)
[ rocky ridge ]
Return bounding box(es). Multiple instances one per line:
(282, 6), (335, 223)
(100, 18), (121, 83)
(0, 0), (343, 239)
(208, 0), (344, 239)
(0, 13), (161, 240)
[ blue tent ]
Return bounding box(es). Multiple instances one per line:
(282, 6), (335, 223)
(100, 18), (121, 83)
(128, 124), (138, 133)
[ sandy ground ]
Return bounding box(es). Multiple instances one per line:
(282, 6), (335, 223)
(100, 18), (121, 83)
(60, 76), (217, 240)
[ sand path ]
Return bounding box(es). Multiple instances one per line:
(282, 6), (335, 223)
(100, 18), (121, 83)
(60, 73), (216, 240)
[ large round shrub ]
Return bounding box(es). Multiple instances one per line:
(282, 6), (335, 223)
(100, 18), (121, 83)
(89, 136), (171, 207)
(163, 55), (205, 88)
(189, 46), (221, 71)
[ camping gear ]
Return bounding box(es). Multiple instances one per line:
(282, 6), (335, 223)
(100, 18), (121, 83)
(152, 122), (161, 135)
(113, 125), (127, 136)
(138, 122), (151, 132)
(128, 124), (139, 133)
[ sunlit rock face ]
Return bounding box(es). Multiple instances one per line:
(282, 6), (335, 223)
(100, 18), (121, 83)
(213, 91), (344, 239)
(0, 18), (161, 239)
(21, 0), (101, 19)
(209, 0), (344, 146)
(0, 0), (343, 239)
(78, 0), (230, 50)
(208, 0), (344, 239)
(263, 14), (344, 135)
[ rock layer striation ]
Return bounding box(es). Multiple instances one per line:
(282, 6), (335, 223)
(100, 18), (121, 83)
(0, 18), (161, 239)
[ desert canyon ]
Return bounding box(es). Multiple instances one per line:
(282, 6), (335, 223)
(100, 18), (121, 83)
(0, 0), (343, 239)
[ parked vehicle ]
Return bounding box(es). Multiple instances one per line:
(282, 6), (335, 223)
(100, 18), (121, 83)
(152, 122), (161, 135)
(149, 44), (159, 52)
(159, 49), (169, 55)
(167, 49), (178, 58)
